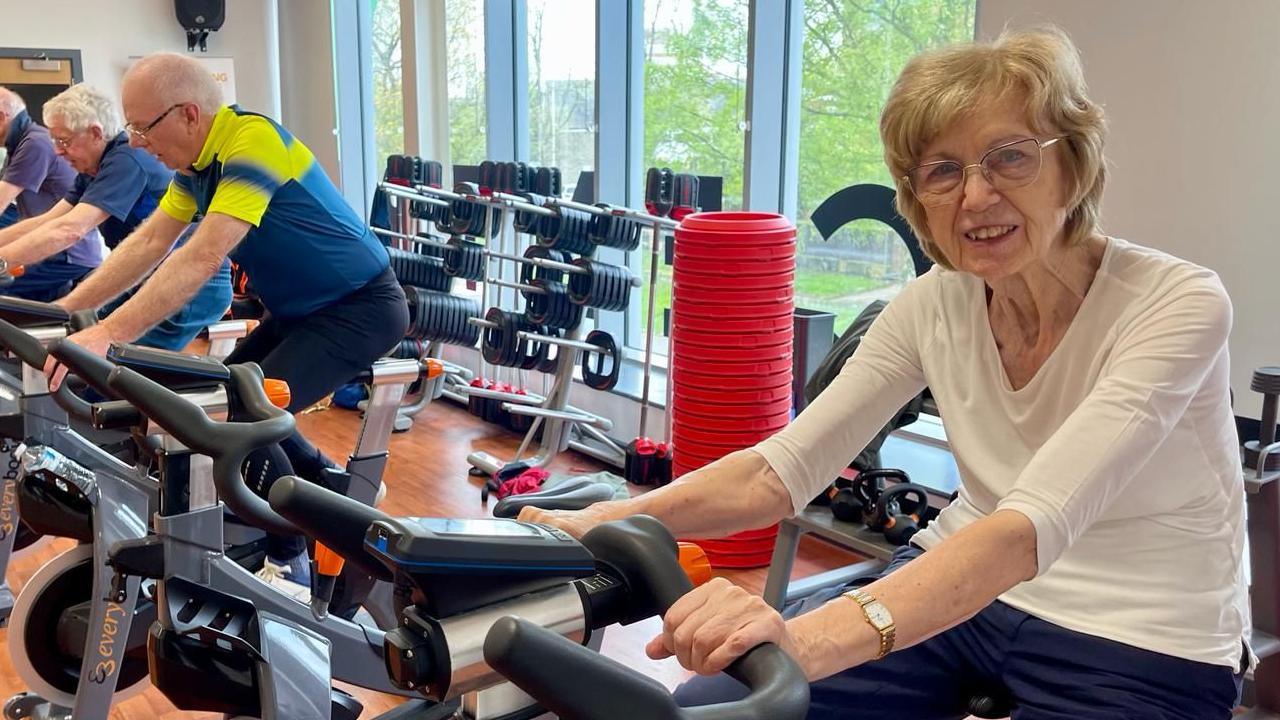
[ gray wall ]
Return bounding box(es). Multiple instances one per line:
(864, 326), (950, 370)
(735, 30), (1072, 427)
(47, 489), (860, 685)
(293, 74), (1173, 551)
(977, 0), (1280, 414)
(0, 0), (279, 116)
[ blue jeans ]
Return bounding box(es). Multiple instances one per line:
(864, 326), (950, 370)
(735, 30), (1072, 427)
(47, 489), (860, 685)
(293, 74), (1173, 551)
(98, 262), (232, 351)
(676, 546), (1244, 719)
(2, 256), (94, 302)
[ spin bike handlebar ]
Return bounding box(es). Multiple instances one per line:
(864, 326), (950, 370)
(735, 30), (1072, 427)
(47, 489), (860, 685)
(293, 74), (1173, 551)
(0, 317), (51, 370)
(106, 363), (301, 536)
(484, 515), (810, 720)
(0, 296), (70, 328)
(0, 319), (102, 421)
(47, 338), (119, 399)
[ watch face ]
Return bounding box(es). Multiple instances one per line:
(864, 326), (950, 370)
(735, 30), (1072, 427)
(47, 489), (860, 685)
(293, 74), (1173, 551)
(866, 603), (893, 629)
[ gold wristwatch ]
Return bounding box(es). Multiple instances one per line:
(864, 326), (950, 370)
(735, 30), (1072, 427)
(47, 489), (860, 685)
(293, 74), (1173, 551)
(843, 588), (895, 659)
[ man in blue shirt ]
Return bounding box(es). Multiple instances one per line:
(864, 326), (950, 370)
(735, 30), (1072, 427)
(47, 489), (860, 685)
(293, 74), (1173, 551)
(0, 87), (105, 299)
(48, 54), (407, 590)
(0, 83), (231, 350)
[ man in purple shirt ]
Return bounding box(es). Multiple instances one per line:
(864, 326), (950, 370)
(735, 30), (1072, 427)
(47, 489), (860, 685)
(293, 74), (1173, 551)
(0, 87), (104, 300)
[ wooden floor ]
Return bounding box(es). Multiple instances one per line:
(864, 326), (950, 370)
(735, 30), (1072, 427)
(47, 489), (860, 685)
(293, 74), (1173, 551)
(0, 395), (861, 718)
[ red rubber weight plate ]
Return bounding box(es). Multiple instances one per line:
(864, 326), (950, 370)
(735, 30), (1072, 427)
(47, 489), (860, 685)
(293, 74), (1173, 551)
(672, 341), (791, 364)
(672, 372), (793, 395)
(674, 269), (796, 291)
(730, 525), (782, 540)
(670, 328), (793, 351)
(672, 405), (792, 431)
(673, 416), (791, 439)
(673, 423), (785, 448)
(672, 373), (793, 396)
(678, 211), (795, 234)
(670, 355), (794, 378)
(694, 548), (774, 568)
(671, 302), (794, 322)
(675, 228), (793, 248)
(671, 392), (794, 419)
(674, 241), (797, 262)
(672, 305), (794, 321)
(674, 268), (796, 291)
(677, 225), (796, 246)
(670, 311), (794, 334)
(672, 255), (796, 277)
(694, 536), (778, 553)
(671, 282), (793, 306)
(672, 379), (793, 405)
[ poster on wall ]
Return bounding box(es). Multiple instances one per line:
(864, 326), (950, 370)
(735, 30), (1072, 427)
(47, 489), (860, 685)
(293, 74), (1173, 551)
(125, 56), (235, 104)
(198, 57), (236, 104)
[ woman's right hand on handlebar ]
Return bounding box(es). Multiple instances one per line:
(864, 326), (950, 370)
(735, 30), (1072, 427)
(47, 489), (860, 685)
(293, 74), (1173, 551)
(517, 499), (628, 539)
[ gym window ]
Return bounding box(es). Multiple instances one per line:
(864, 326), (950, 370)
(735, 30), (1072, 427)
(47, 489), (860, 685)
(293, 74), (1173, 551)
(794, 0), (976, 331)
(371, 0), (404, 174)
(526, 0), (597, 196)
(448, 0), (487, 166)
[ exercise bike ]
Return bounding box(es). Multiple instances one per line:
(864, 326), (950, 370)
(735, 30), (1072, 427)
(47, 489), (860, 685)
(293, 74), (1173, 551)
(0, 302), (257, 630)
(51, 342), (443, 719)
(0, 310), (425, 718)
(99, 351), (811, 720)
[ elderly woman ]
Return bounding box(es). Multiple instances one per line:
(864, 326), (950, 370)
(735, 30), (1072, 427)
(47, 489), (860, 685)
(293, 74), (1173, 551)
(0, 83), (231, 350)
(521, 28), (1249, 719)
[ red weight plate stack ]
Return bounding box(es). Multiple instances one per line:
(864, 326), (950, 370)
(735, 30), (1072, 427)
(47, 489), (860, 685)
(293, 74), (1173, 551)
(671, 211), (796, 568)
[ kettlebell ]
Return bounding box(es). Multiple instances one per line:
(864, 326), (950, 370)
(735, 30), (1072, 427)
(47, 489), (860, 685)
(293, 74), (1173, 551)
(872, 483), (931, 546)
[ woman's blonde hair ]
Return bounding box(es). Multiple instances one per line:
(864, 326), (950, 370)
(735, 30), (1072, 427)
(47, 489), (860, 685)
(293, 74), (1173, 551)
(880, 26), (1106, 269)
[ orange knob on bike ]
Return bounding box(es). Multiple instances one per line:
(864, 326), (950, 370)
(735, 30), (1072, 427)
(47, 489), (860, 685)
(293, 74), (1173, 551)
(315, 542), (345, 577)
(9, 265), (24, 278)
(678, 542), (712, 587)
(310, 542), (346, 621)
(424, 358), (444, 380)
(263, 379), (291, 409)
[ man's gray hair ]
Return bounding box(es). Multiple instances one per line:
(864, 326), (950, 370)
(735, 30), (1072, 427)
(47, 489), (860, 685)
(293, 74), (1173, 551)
(0, 88), (27, 117)
(125, 53), (223, 114)
(43, 84), (122, 136)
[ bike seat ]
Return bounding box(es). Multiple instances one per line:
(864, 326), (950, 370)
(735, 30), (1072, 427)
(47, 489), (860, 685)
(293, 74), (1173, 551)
(492, 477), (616, 519)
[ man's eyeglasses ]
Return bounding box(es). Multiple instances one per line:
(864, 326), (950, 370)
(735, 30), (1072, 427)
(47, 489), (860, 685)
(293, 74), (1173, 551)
(904, 136), (1066, 208)
(51, 134), (78, 150)
(125, 103), (185, 140)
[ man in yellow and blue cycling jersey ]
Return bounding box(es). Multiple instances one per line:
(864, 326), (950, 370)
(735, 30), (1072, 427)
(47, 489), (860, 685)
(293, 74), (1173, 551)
(47, 53), (409, 591)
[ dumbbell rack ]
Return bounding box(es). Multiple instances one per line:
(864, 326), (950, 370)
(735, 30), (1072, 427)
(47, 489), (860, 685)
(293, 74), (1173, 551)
(374, 189), (473, 431)
(377, 180), (662, 474)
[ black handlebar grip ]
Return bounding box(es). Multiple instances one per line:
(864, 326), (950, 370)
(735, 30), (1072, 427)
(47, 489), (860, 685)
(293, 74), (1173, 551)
(0, 318), (48, 368)
(267, 476), (394, 581)
(0, 297), (70, 329)
(67, 309), (98, 333)
(90, 400), (143, 431)
(485, 617), (680, 720)
(485, 515), (811, 720)
(47, 338), (117, 399)
(106, 363), (299, 536)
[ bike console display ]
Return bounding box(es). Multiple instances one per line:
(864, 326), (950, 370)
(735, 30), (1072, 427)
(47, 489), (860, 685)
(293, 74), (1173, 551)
(365, 517), (596, 617)
(107, 343), (231, 391)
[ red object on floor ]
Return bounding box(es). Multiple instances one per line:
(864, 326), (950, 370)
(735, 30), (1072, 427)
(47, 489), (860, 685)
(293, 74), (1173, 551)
(494, 468), (550, 500)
